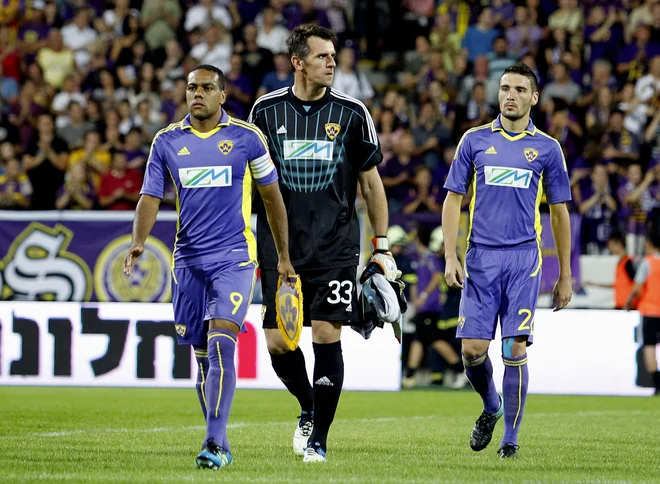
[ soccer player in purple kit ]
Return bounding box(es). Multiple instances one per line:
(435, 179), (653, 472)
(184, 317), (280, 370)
(442, 62), (573, 459)
(123, 64), (294, 470)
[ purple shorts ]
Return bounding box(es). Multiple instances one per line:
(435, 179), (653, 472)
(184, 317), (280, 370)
(172, 260), (256, 345)
(457, 246), (540, 344)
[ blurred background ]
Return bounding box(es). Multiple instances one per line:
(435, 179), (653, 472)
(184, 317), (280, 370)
(0, 0), (659, 393)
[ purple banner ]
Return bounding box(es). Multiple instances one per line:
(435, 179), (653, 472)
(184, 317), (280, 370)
(539, 213), (582, 294)
(0, 214), (176, 302)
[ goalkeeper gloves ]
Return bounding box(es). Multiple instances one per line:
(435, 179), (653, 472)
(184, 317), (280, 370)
(360, 236), (402, 284)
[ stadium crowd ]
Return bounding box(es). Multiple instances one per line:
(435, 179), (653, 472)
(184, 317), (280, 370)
(1, 0), (660, 256)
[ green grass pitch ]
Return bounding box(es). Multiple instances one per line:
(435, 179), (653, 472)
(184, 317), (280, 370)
(1, 387), (659, 483)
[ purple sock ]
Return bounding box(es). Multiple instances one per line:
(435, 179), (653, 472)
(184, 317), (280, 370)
(501, 354), (528, 447)
(193, 345), (209, 421)
(463, 351), (500, 414)
(205, 329), (237, 451)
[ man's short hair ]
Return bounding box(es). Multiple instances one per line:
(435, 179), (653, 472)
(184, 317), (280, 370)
(189, 64), (226, 90)
(502, 62), (539, 93)
(286, 24), (337, 59)
(608, 231), (626, 246)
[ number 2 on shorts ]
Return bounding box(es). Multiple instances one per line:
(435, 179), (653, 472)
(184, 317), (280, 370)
(517, 308), (534, 333)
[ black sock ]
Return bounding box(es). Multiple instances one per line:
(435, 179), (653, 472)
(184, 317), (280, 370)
(309, 341), (344, 452)
(270, 348), (314, 413)
(653, 371), (660, 391)
(405, 367), (416, 379)
(451, 361), (464, 373)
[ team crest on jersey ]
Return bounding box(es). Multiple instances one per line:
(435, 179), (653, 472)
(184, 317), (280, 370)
(458, 316), (466, 329)
(325, 123), (341, 140)
(175, 324), (186, 337)
(524, 148), (539, 162)
(218, 140), (234, 155)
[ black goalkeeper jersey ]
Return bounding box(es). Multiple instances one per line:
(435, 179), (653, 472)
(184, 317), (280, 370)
(248, 86), (382, 270)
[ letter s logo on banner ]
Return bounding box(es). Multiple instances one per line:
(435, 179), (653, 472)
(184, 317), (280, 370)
(94, 234), (172, 302)
(0, 223), (92, 300)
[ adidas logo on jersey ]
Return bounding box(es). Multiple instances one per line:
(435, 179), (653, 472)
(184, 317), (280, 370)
(178, 146), (191, 156)
(315, 377), (334, 387)
(346, 303), (352, 312)
(277, 125), (287, 135)
(485, 146), (498, 154)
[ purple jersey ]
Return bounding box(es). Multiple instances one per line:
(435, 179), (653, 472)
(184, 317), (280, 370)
(444, 115), (571, 250)
(141, 110), (278, 268)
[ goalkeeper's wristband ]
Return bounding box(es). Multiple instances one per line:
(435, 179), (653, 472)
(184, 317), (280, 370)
(372, 236), (389, 252)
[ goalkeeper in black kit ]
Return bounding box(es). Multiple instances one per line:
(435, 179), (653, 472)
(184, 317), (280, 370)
(248, 24), (400, 462)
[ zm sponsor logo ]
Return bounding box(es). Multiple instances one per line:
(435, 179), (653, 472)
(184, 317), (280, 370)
(179, 166), (232, 188)
(524, 148), (539, 162)
(484, 166), (532, 189)
(283, 140), (333, 161)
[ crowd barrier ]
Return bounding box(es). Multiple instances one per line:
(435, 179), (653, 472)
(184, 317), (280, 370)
(0, 303), (655, 396)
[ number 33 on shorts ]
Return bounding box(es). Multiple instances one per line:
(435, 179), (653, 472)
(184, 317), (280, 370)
(327, 280), (353, 305)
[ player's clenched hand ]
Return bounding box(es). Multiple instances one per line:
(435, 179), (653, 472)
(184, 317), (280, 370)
(124, 244), (144, 276)
(444, 255), (464, 289)
(277, 258), (296, 287)
(551, 277), (572, 312)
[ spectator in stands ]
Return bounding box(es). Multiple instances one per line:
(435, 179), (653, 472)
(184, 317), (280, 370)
(257, 6), (289, 54)
(68, 130), (111, 190)
(618, 82), (647, 136)
(224, 54), (253, 119)
(491, 0), (515, 29)
(184, 0), (234, 33)
(37, 29), (75, 90)
(617, 23), (660, 84)
(61, 8), (97, 70)
(548, 0), (583, 34)
(286, 0), (331, 31)
(506, 6), (543, 57)
(0, 65), (19, 107)
(585, 5), (624, 72)
(578, 164), (618, 254)
(428, 13), (462, 74)
(17, 1), (50, 65)
(487, 37), (517, 81)
(634, 53), (660, 123)
(113, 21), (147, 88)
(236, 23), (273, 91)
(584, 231), (638, 309)
(380, 131), (419, 212)
(652, 2), (660, 43)
(619, 164), (657, 255)
(461, 7), (498, 63)
(546, 101), (582, 162)
(603, 110), (641, 165)
(427, 81), (455, 137)
(190, 23), (232, 76)
(98, 149), (142, 211)
(23, 113), (68, 210)
(413, 102), (451, 168)
(402, 165), (442, 216)
(55, 162), (95, 210)
(157, 39), (184, 86)
(644, 108), (660, 161)
(123, 127), (147, 170)
(458, 82), (495, 134)
(257, 52), (294, 98)
(100, 0), (132, 37)
(57, 101), (93, 149)
(585, 86), (616, 134)
(129, 63), (161, 115)
(134, 100), (164, 141)
(458, 55), (498, 106)
(52, 74), (86, 117)
(0, 158), (32, 209)
(332, 46), (375, 104)
(8, 80), (43, 147)
(540, 62), (581, 110)
(0, 25), (21, 83)
(376, 108), (404, 165)
(140, 0), (181, 53)
(92, 69), (129, 110)
(627, 0), (657, 42)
